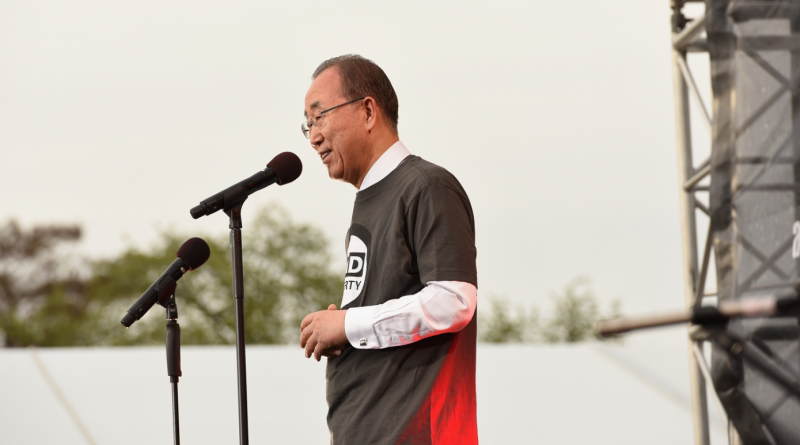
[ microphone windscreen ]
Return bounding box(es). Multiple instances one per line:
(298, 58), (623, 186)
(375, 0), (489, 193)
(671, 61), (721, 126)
(267, 152), (303, 185)
(177, 237), (211, 270)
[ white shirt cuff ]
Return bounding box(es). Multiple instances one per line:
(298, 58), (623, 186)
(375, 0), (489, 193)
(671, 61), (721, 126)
(345, 305), (380, 349)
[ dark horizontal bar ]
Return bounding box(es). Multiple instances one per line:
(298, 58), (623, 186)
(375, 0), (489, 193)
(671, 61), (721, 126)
(736, 156), (797, 164)
(730, 5), (800, 23)
(738, 36), (800, 51)
(744, 279), (800, 295)
(752, 325), (800, 341)
(735, 184), (800, 192)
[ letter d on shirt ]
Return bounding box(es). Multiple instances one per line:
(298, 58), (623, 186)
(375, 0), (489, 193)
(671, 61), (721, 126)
(342, 232), (368, 307)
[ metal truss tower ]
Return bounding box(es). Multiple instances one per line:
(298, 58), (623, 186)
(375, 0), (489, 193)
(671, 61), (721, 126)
(671, 1), (800, 444)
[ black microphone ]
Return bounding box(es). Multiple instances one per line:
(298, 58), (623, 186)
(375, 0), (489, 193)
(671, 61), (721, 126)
(190, 152), (303, 219)
(120, 237), (211, 327)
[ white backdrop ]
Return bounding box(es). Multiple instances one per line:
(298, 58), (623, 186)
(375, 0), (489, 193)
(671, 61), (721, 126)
(0, 327), (728, 444)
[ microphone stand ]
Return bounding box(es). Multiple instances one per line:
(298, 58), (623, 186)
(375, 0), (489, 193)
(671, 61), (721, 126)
(198, 174), (258, 445)
(186, 154), (299, 444)
(162, 288), (182, 445)
(226, 204), (249, 445)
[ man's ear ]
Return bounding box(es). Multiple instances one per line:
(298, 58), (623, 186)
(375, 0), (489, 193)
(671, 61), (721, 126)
(363, 97), (378, 133)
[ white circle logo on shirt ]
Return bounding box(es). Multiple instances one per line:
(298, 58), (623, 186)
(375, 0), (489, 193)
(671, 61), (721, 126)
(342, 234), (367, 307)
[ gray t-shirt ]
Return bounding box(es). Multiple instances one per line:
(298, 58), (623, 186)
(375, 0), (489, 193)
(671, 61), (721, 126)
(326, 155), (478, 444)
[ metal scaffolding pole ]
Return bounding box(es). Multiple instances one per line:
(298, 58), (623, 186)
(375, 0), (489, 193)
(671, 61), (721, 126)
(672, 48), (711, 445)
(670, 2), (711, 444)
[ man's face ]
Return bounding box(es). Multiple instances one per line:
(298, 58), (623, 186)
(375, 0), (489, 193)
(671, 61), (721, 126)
(304, 68), (365, 185)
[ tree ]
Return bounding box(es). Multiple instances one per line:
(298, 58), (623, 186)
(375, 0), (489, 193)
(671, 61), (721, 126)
(0, 220), (86, 346)
(88, 205), (342, 346)
(0, 204), (343, 347)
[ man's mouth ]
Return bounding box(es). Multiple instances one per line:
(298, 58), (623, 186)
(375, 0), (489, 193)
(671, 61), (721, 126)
(321, 151), (331, 161)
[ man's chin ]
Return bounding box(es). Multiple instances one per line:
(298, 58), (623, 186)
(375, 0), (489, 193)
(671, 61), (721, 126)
(326, 167), (343, 181)
(325, 164), (353, 185)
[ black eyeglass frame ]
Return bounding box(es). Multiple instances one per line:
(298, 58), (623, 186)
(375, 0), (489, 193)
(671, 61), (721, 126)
(301, 96), (365, 139)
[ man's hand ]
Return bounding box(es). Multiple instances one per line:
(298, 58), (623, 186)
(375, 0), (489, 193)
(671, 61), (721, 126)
(300, 304), (348, 361)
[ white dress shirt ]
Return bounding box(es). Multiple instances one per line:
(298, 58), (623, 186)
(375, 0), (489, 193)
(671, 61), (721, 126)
(343, 141), (478, 349)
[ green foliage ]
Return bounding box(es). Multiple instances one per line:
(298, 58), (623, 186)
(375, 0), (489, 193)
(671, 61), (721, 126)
(478, 277), (622, 344)
(478, 296), (538, 343)
(0, 204), (342, 347)
(0, 220), (87, 347)
(541, 277), (598, 343)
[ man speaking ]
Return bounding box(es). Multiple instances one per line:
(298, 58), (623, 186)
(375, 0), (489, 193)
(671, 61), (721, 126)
(299, 54), (478, 444)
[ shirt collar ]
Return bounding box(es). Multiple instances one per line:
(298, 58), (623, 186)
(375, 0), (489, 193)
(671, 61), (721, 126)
(358, 141), (411, 191)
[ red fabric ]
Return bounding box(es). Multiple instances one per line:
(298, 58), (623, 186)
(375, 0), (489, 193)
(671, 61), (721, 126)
(396, 329), (478, 445)
(430, 331), (478, 445)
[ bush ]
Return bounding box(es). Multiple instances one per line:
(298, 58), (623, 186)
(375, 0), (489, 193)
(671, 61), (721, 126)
(479, 277), (621, 344)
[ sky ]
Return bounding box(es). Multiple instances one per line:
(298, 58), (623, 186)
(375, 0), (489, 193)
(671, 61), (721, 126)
(0, 1), (713, 316)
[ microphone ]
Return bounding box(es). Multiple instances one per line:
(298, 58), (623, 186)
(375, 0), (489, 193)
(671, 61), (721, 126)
(190, 152), (303, 219)
(120, 237), (211, 327)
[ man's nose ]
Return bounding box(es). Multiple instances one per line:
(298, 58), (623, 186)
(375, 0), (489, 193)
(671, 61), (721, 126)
(310, 127), (324, 147)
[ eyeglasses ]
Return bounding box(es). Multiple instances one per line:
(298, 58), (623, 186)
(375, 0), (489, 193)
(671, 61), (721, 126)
(301, 97), (365, 139)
